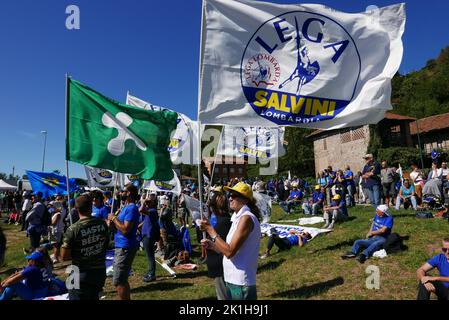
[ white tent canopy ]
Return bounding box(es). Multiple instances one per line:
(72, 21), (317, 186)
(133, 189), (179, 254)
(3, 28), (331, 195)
(0, 179), (17, 190)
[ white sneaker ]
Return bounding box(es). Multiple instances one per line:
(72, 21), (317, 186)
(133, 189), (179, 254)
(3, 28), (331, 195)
(260, 253), (269, 259)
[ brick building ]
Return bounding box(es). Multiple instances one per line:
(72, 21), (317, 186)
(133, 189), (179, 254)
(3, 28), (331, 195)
(203, 156), (247, 183)
(308, 112), (416, 175)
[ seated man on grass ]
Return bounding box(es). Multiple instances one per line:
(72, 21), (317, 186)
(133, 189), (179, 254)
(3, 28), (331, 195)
(260, 229), (311, 259)
(416, 238), (449, 300)
(0, 252), (48, 300)
(322, 194), (347, 230)
(279, 185), (303, 214)
(341, 204), (393, 264)
(303, 185), (325, 215)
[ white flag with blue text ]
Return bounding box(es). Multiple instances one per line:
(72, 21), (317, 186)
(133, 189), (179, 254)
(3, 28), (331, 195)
(143, 170), (182, 195)
(198, 0), (405, 129)
(217, 126), (286, 159)
(126, 93), (202, 164)
(85, 166), (118, 188)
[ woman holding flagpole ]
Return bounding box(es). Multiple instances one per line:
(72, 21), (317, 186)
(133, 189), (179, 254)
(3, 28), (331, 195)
(200, 182), (261, 300)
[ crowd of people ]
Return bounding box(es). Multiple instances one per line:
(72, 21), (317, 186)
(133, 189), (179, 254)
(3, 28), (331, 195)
(0, 151), (448, 300)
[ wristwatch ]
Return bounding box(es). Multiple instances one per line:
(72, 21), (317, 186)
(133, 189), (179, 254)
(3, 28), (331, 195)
(211, 234), (219, 242)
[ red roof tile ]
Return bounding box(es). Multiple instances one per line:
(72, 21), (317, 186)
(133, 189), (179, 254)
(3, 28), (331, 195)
(410, 112), (449, 135)
(384, 112), (416, 121)
(307, 112), (416, 139)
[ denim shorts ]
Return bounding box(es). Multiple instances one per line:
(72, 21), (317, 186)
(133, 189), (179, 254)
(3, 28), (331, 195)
(225, 282), (257, 300)
(112, 247), (137, 286)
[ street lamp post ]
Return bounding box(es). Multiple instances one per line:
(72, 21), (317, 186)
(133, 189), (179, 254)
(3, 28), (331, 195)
(41, 130), (47, 172)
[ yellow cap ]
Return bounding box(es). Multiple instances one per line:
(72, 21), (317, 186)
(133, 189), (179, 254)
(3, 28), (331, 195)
(315, 185), (321, 190)
(213, 186), (224, 193)
(332, 194), (341, 200)
(224, 182), (253, 202)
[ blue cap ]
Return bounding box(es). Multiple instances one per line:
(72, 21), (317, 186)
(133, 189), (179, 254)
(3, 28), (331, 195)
(33, 191), (43, 197)
(26, 251), (44, 261)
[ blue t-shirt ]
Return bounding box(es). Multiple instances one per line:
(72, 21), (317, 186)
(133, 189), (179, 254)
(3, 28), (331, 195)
(22, 265), (46, 290)
(317, 177), (327, 187)
(331, 200), (348, 216)
(344, 170), (355, 186)
(289, 190), (303, 200)
(312, 192), (325, 206)
(401, 185), (415, 197)
(362, 162), (382, 188)
(92, 204), (109, 220)
(114, 203), (140, 249)
(141, 208), (160, 241)
(371, 214), (394, 238)
(286, 234), (309, 246)
(427, 254), (449, 288)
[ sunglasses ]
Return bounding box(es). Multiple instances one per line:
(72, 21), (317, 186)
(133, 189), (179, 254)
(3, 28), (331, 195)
(229, 193), (241, 199)
(442, 248), (449, 253)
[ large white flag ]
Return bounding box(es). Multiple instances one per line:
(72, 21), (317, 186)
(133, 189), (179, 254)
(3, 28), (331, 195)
(199, 0), (405, 129)
(217, 126), (286, 159)
(143, 170), (182, 195)
(126, 93), (202, 164)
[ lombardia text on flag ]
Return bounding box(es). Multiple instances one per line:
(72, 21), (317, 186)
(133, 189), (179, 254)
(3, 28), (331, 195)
(198, 0), (405, 130)
(67, 79), (178, 181)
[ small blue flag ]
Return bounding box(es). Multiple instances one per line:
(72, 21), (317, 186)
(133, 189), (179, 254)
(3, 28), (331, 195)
(26, 171), (78, 199)
(182, 227), (192, 254)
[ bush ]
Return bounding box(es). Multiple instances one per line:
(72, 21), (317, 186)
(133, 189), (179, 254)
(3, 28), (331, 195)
(377, 147), (422, 169)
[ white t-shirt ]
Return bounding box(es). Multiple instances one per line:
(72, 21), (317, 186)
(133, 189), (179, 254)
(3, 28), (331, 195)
(22, 199), (32, 212)
(410, 171), (424, 183)
(52, 208), (67, 234)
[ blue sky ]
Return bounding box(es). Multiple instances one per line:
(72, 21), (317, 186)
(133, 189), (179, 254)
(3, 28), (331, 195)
(0, 0), (448, 179)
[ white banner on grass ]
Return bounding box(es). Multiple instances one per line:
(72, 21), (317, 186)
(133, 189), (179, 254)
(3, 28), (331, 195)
(143, 170), (182, 195)
(217, 126), (286, 159)
(126, 93), (202, 164)
(260, 223), (331, 240)
(199, 0), (405, 129)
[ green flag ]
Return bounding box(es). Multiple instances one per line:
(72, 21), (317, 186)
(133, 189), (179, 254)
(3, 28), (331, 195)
(66, 78), (177, 180)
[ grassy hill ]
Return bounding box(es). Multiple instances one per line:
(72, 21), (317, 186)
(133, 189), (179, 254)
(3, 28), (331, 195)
(1, 205), (448, 300)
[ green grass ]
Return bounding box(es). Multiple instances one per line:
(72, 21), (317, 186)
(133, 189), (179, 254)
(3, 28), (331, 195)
(1, 205), (448, 300)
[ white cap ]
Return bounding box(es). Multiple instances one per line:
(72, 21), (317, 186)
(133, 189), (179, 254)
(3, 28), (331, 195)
(376, 204), (390, 216)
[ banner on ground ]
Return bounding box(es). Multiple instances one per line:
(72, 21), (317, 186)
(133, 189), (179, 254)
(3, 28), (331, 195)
(143, 170), (182, 195)
(126, 93), (202, 165)
(260, 223), (332, 240)
(198, 0), (405, 129)
(217, 126), (286, 159)
(26, 171), (77, 199)
(67, 78), (177, 180)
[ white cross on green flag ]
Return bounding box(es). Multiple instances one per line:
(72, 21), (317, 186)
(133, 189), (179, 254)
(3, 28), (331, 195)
(66, 78), (177, 181)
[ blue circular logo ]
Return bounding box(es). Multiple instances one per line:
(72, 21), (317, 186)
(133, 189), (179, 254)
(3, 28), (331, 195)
(241, 11), (361, 126)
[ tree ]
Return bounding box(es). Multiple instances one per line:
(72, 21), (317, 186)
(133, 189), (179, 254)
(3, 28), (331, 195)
(278, 127), (315, 177)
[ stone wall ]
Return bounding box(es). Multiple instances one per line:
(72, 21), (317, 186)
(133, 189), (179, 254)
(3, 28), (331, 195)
(313, 125), (371, 175)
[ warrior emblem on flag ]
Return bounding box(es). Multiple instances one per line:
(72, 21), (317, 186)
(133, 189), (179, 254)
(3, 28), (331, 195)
(240, 11), (361, 125)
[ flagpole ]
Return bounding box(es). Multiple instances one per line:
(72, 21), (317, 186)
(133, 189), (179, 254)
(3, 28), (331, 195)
(64, 73), (73, 225)
(206, 126), (224, 205)
(196, 0), (206, 232)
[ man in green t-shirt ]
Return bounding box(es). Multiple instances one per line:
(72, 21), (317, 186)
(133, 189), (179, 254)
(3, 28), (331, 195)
(61, 194), (109, 300)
